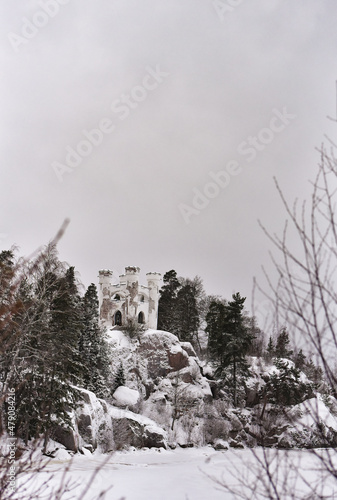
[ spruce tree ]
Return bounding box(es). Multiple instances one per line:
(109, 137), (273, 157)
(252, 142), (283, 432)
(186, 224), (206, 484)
(112, 363), (125, 393)
(79, 284), (111, 398)
(294, 348), (306, 370)
(40, 263), (83, 450)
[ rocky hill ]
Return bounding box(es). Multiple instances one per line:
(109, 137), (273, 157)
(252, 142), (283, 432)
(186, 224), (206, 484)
(52, 329), (337, 453)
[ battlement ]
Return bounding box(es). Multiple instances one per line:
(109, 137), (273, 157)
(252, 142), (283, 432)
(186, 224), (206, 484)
(125, 266), (140, 274)
(99, 269), (113, 276)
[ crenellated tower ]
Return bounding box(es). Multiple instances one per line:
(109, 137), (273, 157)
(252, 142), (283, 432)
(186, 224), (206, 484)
(146, 272), (162, 329)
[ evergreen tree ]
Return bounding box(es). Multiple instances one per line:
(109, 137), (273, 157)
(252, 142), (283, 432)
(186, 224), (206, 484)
(261, 359), (313, 407)
(175, 283), (200, 342)
(206, 293), (254, 406)
(220, 293), (254, 406)
(157, 270), (181, 332)
(79, 284), (111, 398)
(303, 359), (324, 387)
(275, 328), (293, 359)
(112, 363), (125, 393)
(294, 348), (306, 370)
(178, 276), (206, 350)
(38, 262), (83, 450)
(0, 250), (19, 437)
(206, 300), (226, 360)
(246, 316), (265, 357)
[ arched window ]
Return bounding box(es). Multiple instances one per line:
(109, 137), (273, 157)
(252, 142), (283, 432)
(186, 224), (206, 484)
(138, 311), (145, 324)
(139, 295), (145, 303)
(114, 311), (122, 326)
(113, 294), (120, 301)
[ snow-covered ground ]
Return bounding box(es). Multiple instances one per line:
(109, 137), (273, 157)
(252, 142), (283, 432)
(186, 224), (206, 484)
(16, 447), (337, 500)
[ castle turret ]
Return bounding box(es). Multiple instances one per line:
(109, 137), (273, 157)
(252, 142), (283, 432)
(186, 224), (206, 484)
(125, 266), (140, 287)
(124, 266), (140, 318)
(146, 272), (162, 329)
(98, 269), (113, 316)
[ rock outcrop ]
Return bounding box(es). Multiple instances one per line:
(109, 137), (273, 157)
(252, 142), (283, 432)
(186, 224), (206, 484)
(52, 388), (167, 452)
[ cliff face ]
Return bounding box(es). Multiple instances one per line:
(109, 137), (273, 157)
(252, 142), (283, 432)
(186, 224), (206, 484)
(106, 329), (214, 447)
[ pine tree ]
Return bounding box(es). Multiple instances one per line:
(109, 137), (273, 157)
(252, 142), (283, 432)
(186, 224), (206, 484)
(275, 328), (293, 359)
(157, 270), (181, 332)
(220, 293), (254, 406)
(179, 276), (206, 350)
(206, 293), (254, 406)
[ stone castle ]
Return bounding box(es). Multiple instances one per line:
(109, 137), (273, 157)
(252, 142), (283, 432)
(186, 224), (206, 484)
(98, 267), (162, 329)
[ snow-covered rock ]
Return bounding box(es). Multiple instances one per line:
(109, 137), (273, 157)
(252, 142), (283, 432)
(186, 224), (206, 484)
(52, 387), (166, 452)
(110, 406), (167, 449)
(138, 330), (190, 378)
(213, 439), (229, 450)
(277, 394), (337, 448)
(113, 386), (140, 407)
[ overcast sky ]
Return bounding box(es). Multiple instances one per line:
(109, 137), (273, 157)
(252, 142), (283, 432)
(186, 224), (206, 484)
(1, 0), (337, 323)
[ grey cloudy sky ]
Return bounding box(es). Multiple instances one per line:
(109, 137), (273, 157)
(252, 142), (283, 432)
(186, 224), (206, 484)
(1, 0), (337, 320)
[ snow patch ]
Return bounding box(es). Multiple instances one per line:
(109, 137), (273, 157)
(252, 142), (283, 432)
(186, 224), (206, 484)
(113, 386), (140, 406)
(106, 329), (130, 348)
